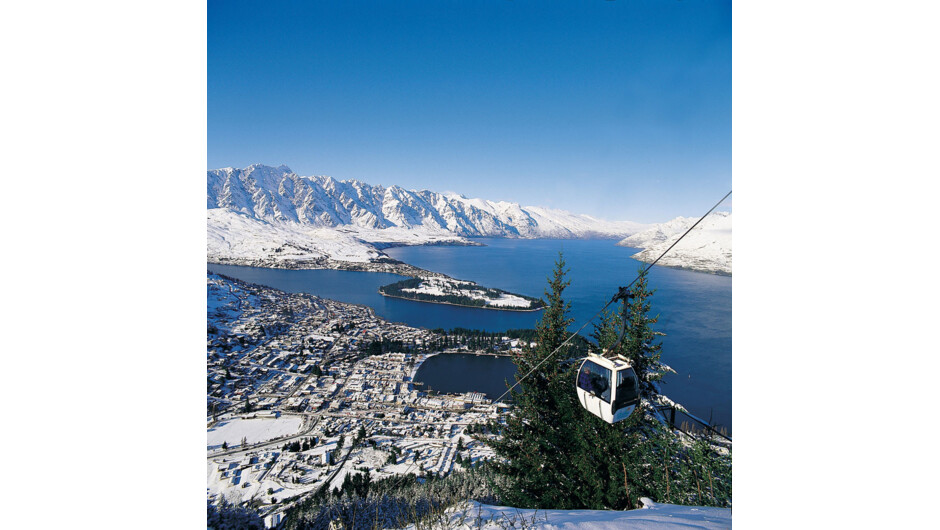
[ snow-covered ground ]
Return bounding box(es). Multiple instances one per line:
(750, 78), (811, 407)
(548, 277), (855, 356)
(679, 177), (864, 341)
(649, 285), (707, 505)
(485, 293), (530, 308)
(207, 209), (479, 267)
(207, 451), (319, 508)
(208, 209), (382, 264)
(618, 212), (731, 276)
(433, 499), (731, 529)
(207, 415), (304, 451)
(207, 274), (256, 327)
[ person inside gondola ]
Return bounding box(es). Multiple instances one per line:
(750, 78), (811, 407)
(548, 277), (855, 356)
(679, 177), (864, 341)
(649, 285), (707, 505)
(578, 362), (611, 402)
(578, 364), (595, 393)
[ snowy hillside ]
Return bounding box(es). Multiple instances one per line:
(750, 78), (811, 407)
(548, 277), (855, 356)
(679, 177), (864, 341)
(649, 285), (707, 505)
(434, 499), (731, 529)
(207, 209), (475, 267)
(208, 164), (647, 267)
(207, 209), (381, 264)
(617, 212), (732, 276)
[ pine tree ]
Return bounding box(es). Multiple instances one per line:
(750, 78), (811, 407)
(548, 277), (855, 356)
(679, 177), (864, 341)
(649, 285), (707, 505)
(560, 302), (666, 511)
(488, 253), (583, 509)
(621, 268), (667, 395)
(207, 497), (263, 529)
(487, 260), (731, 511)
(569, 268), (730, 510)
(356, 425), (366, 445)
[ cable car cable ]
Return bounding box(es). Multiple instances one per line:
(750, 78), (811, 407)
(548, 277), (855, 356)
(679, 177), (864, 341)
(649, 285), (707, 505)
(492, 190), (732, 406)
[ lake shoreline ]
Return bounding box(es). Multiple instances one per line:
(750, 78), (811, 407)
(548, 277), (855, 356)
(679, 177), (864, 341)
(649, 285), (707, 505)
(207, 256), (450, 279)
(377, 291), (545, 312)
(210, 233), (732, 279)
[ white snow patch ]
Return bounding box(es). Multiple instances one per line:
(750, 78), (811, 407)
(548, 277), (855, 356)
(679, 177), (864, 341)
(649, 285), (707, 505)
(208, 209), (380, 264)
(433, 499), (731, 529)
(486, 293), (529, 308)
(206, 416), (303, 450)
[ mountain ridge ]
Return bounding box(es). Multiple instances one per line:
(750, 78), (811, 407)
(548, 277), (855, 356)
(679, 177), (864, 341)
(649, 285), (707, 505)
(207, 164), (730, 275)
(207, 164), (645, 239)
(617, 211), (732, 275)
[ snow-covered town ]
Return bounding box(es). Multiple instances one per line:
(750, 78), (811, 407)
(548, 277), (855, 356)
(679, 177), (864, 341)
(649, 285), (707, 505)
(207, 272), (512, 526)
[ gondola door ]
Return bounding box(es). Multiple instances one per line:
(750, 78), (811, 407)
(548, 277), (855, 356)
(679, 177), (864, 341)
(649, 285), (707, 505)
(576, 358), (615, 423)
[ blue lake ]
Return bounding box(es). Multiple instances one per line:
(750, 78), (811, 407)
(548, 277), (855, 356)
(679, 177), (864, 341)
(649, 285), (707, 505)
(208, 238), (731, 432)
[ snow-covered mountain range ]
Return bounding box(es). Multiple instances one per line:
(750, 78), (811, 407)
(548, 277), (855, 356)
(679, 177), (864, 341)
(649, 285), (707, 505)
(617, 211), (732, 275)
(208, 164), (644, 238)
(207, 164), (731, 275)
(207, 164), (647, 267)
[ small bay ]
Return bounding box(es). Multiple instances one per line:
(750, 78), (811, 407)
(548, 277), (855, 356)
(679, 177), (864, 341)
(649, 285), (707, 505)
(414, 353), (518, 401)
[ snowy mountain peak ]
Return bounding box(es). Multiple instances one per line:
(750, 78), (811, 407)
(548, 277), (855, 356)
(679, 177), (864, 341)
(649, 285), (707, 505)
(243, 163), (292, 175)
(207, 164), (646, 239)
(618, 212), (732, 275)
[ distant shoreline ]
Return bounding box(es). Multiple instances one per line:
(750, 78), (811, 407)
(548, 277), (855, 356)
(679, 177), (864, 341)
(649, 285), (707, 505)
(629, 255), (732, 277)
(207, 256), (449, 279)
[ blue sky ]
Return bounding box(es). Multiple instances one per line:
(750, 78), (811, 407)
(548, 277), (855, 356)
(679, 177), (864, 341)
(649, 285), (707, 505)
(209, 0), (730, 223)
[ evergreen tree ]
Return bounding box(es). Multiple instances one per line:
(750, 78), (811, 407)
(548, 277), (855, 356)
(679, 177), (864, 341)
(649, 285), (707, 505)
(588, 269), (665, 398)
(488, 253), (583, 509)
(620, 268), (667, 395)
(356, 425), (367, 445)
(570, 268), (729, 510)
(487, 259), (732, 511)
(207, 497), (263, 529)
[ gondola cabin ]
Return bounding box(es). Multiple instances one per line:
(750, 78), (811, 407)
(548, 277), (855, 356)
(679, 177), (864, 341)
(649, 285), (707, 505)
(576, 354), (640, 424)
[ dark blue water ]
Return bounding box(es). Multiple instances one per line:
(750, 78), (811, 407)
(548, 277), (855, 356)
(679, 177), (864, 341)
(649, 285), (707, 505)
(415, 354), (518, 401)
(206, 265), (544, 330)
(207, 239), (731, 432)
